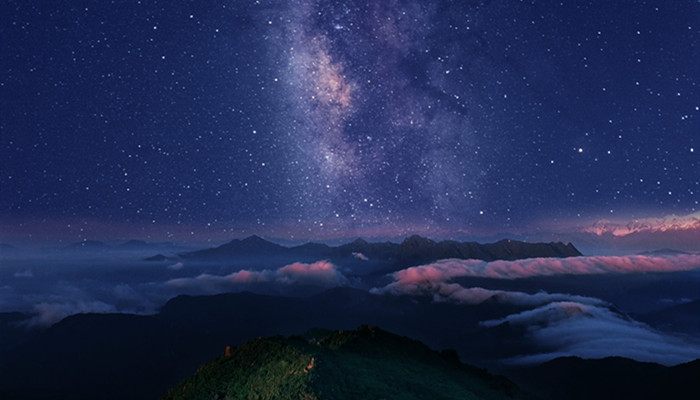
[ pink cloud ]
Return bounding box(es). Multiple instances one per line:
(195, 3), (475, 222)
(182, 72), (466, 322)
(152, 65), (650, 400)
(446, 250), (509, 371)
(483, 254), (700, 278)
(276, 260), (347, 286)
(166, 260), (347, 291)
(166, 269), (269, 290)
(385, 254), (700, 285)
(582, 211), (700, 237)
(372, 253), (700, 366)
(229, 269), (269, 283)
(372, 253), (700, 306)
(277, 260), (335, 274)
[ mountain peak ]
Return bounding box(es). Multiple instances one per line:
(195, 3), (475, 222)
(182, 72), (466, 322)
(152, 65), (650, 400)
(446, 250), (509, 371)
(220, 235), (279, 248)
(182, 235), (286, 259)
(400, 235), (435, 247)
(238, 235), (284, 250)
(241, 235), (267, 243)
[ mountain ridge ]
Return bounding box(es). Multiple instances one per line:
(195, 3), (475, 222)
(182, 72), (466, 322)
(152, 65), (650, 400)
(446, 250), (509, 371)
(178, 235), (582, 269)
(161, 325), (535, 400)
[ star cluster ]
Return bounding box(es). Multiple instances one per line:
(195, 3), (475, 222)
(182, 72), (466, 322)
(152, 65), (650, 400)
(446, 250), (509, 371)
(0, 0), (698, 242)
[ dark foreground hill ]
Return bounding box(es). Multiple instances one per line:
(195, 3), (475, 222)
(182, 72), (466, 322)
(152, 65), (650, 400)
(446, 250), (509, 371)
(161, 325), (534, 400)
(510, 356), (700, 400)
(1, 289), (698, 400)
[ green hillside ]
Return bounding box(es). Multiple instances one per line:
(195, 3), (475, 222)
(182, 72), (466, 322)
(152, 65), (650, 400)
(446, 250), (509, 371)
(162, 325), (534, 400)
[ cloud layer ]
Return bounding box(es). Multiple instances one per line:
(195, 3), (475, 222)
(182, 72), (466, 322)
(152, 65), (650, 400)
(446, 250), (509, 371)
(373, 254), (700, 306)
(373, 254), (700, 366)
(481, 301), (700, 366)
(383, 253), (700, 284)
(166, 260), (347, 292)
(22, 300), (117, 329)
(373, 280), (604, 307)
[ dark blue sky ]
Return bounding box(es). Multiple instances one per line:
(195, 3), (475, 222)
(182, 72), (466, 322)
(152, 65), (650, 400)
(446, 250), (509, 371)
(1, 0), (698, 242)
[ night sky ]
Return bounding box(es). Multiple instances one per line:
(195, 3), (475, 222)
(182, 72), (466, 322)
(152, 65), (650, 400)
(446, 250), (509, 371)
(1, 0), (698, 243)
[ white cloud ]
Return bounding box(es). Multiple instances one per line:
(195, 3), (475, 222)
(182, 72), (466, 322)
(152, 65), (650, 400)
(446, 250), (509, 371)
(21, 300), (117, 329)
(167, 262), (184, 270)
(276, 260), (348, 286)
(372, 254), (700, 366)
(372, 253), (700, 306)
(482, 301), (700, 366)
(352, 252), (369, 261)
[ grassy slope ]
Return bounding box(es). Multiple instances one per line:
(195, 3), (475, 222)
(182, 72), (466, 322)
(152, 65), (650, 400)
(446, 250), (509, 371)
(162, 326), (534, 400)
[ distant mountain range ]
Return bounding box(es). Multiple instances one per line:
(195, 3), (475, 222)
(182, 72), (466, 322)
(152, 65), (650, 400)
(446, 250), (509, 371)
(176, 235), (582, 271)
(583, 212), (700, 237)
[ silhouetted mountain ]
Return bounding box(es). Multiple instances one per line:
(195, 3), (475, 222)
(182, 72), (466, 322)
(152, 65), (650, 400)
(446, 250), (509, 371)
(181, 235), (287, 260)
(394, 236), (581, 267)
(0, 313), (177, 400)
(484, 239), (581, 259)
(637, 248), (691, 256)
(118, 239), (150, 249)
(511, 356), (700, 400)
(161, 325), (535, 400)
(288, 241), (334, 257)
(179, 235), (582, 271)
(335, 238), (398, 259)
(632, 299), (700, 337)
(144, 253), (175, 262)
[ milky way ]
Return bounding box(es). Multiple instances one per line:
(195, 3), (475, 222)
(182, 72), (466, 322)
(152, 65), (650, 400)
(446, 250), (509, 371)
(0, 0), (698, 242)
